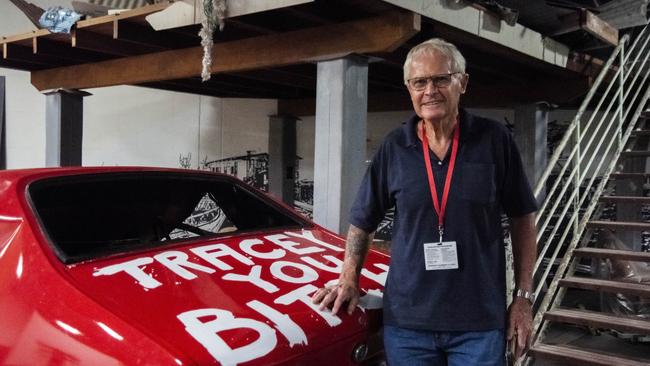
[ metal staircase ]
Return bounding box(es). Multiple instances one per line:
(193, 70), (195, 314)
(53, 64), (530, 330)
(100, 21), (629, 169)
(525, 23), (650, 366)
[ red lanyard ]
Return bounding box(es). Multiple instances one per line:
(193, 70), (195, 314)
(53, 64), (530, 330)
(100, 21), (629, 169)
(421, 120), (460, 242)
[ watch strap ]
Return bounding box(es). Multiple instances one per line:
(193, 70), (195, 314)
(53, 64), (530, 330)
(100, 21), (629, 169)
(515, 288), (535, 304)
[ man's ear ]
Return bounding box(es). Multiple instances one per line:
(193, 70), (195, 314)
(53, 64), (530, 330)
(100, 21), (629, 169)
(460, 73), (469, 94)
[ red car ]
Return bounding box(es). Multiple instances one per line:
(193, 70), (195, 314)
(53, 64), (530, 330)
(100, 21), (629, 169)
(0, 167), (389, 365)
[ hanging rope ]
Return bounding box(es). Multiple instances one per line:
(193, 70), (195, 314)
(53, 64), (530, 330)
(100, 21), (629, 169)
(199, 0), (227, 82)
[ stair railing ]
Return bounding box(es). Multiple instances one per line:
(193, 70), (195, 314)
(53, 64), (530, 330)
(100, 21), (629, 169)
(530, 22), (650, 342)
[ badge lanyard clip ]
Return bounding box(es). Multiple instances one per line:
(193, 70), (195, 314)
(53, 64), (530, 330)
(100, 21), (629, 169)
(421, 119), (460, 244)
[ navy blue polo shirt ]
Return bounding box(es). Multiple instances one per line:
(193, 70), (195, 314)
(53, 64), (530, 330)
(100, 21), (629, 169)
(350, 109), (537, 331)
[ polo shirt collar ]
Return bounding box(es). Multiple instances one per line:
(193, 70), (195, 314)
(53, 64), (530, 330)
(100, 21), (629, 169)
(403, 108), (475, 148)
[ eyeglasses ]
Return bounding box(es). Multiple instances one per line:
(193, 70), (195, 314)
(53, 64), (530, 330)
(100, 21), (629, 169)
(407, 72), (462, 91)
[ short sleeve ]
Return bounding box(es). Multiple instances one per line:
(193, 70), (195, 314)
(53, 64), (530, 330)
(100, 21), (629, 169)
(349, 141), (395, 233)
(500, 131), (538, 217)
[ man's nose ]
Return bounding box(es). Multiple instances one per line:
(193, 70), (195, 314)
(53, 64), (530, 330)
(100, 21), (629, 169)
(424, 79), (440, 94)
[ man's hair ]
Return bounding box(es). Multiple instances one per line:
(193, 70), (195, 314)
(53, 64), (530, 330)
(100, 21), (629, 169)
(403, 38), (466, 84)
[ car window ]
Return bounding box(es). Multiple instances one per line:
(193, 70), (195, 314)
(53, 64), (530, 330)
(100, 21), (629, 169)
(27, 173), (307, 263)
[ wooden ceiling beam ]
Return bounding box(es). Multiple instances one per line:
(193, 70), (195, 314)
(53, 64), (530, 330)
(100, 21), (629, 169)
(71, 29), (164, 56)
(278, 75), (590, 115)
(225, 19), (277, 36)
(3, 43), (69, 67)
(552, 9), (618, 46)
(115, 21), (196, 49)
(31, 11), (421, 91)
(35, 38), (109, 63)
(139, 80), (303, 99)
(227, 68), (316, 91)
(76, 2), (169, 29)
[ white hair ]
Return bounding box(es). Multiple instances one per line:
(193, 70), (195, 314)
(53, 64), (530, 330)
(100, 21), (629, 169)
(403, 38), (466, 84)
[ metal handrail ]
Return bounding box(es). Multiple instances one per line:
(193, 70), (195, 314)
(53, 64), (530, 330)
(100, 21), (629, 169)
(532, 35), (628, 198)
(531, 22), (650, 341)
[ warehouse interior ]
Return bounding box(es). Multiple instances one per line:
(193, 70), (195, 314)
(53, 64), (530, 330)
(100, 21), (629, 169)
(1, 0), (650, 364)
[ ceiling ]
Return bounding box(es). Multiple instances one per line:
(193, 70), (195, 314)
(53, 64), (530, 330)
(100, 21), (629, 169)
(1, 0), (635, 113)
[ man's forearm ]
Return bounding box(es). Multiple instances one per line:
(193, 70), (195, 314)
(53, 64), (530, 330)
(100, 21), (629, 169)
(511, 213), (536, 292)
(340, 224), (374, 283)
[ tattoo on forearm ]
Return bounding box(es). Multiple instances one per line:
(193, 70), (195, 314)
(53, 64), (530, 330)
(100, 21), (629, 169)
(346, 225), (373, 257)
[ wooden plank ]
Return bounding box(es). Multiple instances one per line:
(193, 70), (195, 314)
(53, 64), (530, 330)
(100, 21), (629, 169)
(31, 11), (421, 91)
(560, 276), (650, 298)
(0, 58), (49, 71)
(3, 43), (66, 67)
(1, 29), (51, 45)
(610, 173), (650, 179)
(545, 308), (650, 335)
(530, 343), (650, 366)
(583, 10), (619, 46)
(621, 150), (650, 157)
(587, 220), (650, 231)
(75, 2), (170, 29)
(35, 38), (109, 63)
(72, 29), (164, 56)
(552, 10), (618, 46)
(574, 247), (650, 262)
(599, 196), (650, 204)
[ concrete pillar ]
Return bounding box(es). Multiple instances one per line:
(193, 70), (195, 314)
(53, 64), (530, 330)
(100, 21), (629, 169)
(514, 102), (550, 194)
(45, 89), (90, 167)
(313, 56), (368, 234)
(0, 76), (5, 169)
(268, 114), (298, 205)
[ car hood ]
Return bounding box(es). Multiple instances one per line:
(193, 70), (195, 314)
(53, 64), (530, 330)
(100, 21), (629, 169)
(64, 228), (389, 365)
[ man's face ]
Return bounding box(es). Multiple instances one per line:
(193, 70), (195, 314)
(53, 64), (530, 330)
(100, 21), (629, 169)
(406, 51), (468, 123)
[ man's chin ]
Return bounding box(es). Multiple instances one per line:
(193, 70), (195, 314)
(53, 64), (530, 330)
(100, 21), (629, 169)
(419, 110), (447, 122)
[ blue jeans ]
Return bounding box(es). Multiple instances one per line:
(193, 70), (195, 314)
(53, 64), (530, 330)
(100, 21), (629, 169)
(384, 325), (505, 366)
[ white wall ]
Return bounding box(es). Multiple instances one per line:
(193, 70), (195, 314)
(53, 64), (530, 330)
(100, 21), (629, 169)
(4, 70), (47, 168)
(3, 77), (277, 169)
(83, 87), (276, 168)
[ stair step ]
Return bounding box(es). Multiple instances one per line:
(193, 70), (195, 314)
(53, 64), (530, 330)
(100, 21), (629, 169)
(530, 344), (650, 366)
(630, 129), (650, 136)
(587, 220), (650, 231)
(621, 151), (650, 157)
(610, 172), (650, 179)
(560, 277), (650, 298)
(599, 195), (650, 203)
(544, 308), (650, 335)
(574, 247), (650, 262)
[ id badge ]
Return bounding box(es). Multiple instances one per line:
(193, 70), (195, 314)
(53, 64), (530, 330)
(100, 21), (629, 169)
(423, 241), (459, 270)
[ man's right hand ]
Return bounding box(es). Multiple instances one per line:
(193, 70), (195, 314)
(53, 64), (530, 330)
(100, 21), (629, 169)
(311, 224), (372, 315)
(311, 280), (360, 315)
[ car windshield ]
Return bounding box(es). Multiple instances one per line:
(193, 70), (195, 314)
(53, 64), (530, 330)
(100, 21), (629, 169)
(28, 172), (308, 263)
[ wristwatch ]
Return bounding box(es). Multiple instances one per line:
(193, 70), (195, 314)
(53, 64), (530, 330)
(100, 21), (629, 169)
(514, 288), (535, 304)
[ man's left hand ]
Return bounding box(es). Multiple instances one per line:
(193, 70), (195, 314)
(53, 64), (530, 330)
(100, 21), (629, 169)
(507, 297), (533, 360)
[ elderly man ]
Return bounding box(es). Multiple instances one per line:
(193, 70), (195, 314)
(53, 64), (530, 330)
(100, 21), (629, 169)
(312, 38), (537, 365)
